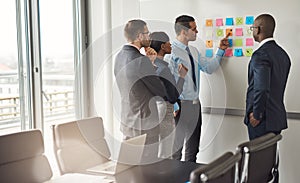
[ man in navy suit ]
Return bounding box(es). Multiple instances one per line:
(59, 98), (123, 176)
(245, 14), (291, 140)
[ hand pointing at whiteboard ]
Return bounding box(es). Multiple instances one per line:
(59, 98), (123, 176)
(219, 33), (230, 50)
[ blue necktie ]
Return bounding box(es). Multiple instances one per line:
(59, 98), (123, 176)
(186, 47), (197, 91)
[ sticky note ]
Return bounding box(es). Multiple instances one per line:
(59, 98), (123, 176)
(206, 19), (213, 27)
(246, 38), (254, 46)
(225, 49), (233, 57)
(235, 28), (243, 36)
(206, 40), (213, 48)
(245, 16), (254, 25)
(216, 29), (224, 37)
(235, 39), (243, 47)
(226, 28), (233, 36)
(206, 29), (213, 38)
(226, 18), (234, 25)
(245, 27), (252, 36)
(235, 17), (243, 25)
(206, 49), (213, 57)
(245, 48), (253, 57)
(234, 49), (243, 57)
(216, 18), (223, 26)
(228, 39), (233, 47)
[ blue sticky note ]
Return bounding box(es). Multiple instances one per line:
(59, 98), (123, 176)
(205, 49), (213, 57)
(226, 18), (234, 25)
(245, 16), (254, 25)
(228, 39), (233, 47)
(234, 49), (243, 57)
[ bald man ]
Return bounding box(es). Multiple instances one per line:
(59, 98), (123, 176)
(245, 13), (291, 140)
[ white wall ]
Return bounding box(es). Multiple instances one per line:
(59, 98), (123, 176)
(139, 1), (300, 182)
(88, 0), (300, 182)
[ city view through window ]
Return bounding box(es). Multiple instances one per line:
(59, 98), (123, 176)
(0, 0), (76, 135)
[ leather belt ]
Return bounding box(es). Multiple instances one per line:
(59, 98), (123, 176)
(180, 99), (200, 105)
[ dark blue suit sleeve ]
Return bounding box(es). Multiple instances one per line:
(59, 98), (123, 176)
(252, 55), (271, 120)
(138, 57), (168, 99)
(159, 67), (184, 104)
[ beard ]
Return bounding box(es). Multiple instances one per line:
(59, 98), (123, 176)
(141, 39), (151, 48)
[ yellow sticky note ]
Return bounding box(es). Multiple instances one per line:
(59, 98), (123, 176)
(235, 39), (243, 47)
(206, 29), (213, 38)
(216, 29), (224, 37)
(245, 48), (253, 57)
(236, 17), (243, 25)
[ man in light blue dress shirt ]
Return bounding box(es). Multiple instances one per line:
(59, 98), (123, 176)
(166, 15), (229, 162)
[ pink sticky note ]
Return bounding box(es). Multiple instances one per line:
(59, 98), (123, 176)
(246, 38), (254, 46)
(225, 49), (233, 57)
(235, 28), (243, 36)
(216, 18), (223, 26)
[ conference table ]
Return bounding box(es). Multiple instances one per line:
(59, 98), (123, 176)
(111, 158), (203, 183)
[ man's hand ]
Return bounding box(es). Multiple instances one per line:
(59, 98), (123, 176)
(249, 112), (260, 127)
(178, 63), (188, 78)
(145, 47), (157, 63)
(219, 33), (230, 50)
(173, 110), (179, 117)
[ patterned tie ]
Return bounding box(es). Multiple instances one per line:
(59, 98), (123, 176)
(186, 47), (197, 91)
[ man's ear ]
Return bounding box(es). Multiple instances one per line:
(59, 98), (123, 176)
(161, 43), (165, 50)
(181, 29), (187, 36)
(137, 33), (143, 41)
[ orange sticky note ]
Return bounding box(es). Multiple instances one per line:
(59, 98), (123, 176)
(206, 40), (213, 48)
(226, 28), (233, 36)
(206, 19), (213, 27)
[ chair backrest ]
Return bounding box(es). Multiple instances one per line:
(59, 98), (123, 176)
(190, 152), (241, 183)
(237, 133), (282, 183)
(52, 116), (111, 175)
(0, 129), (53, 183)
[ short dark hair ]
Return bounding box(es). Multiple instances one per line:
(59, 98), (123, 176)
(124, 19), (146, 42)
(174, 15), (195, 35)
(149, 32), (170, 53)
(255, 14), (276, 37)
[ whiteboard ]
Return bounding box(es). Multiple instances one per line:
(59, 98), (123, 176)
(140, 0), (300, 113)
(195, 0), (300, 113)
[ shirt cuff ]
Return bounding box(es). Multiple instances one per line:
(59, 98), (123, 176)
(215, 48), (225, 57)
(174, 102), (180, 111)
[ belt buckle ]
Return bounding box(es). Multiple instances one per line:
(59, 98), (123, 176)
(192, 100), (198, 104)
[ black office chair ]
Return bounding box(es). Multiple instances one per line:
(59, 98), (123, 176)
(237, 133), (282, 183)
(190, 152), (241, 183)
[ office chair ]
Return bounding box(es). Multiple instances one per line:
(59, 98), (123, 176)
(237, 133), (282, 183)
(0, 129), (53, 182)
(52, 116), (111, 175)
(190, 152), (241, 183)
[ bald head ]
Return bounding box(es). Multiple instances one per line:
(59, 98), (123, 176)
(255, 14), (276, 38)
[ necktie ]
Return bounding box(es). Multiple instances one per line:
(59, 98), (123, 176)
(186, 47), (197, 91)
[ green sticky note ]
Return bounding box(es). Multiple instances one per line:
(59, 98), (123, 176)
(235, 39), (243, 47)
(245, 48), (253, 57)
(216, 29), (224, 37)
(236, 17), (243, 25)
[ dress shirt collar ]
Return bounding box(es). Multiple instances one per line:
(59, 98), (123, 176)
(126, 43), (140, 51)
(173, 39), (188, 50)
(257, 37), (275, 49)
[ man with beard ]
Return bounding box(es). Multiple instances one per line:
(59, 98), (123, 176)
(114, 19), (168, 163)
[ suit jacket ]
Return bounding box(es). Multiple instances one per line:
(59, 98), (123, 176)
(154, 58), (184, 104)
(114, 45), (167, 137)
(244, 40), (291, 132)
